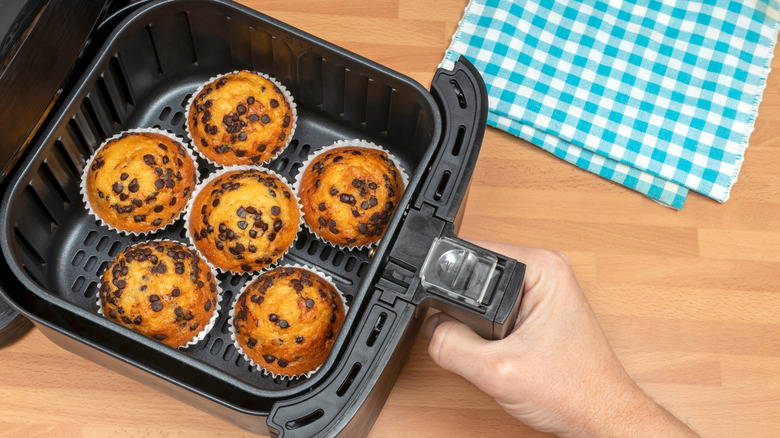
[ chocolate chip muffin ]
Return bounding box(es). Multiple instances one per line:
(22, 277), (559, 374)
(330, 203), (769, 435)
(99, 240), (219, 348)
(187, 71), (295, 166)
(297, 145), (405, 247)
(83, 130), (197, 234)
(188, 168), (300, 273)
(232, 266), (345, 377)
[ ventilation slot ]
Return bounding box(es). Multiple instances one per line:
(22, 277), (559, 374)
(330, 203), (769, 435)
(452, 125), (466, 156)
(145, 25), (164, 75)
(210, 337), (224, 355)
(67, 119), (93, 158)
(24, 184), (58, 227)
(39, 161), (71, 205)
(108, 55), (134, 106)
(366, 312), (387, 347)
(84, 281), (98, 300)
(95, 76), (122, 126)
(433, 170), (451, 202)
(53, 139), (82, 177)
(13, 226), (46, 267)
(337, 362), (362, 397)
(285, 409), (324, 431)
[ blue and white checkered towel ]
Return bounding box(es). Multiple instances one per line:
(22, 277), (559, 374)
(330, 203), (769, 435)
(442, 0), (780, 208)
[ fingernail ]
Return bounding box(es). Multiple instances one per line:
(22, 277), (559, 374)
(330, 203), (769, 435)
(424, 313), (441, 339)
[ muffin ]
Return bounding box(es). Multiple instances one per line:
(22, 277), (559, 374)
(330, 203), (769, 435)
(187, 71), (295, 166)
(232, 266), (345, 376)
(188, 168), (300, 273)
(83, 130), (198, 234)
(297, 144), (405, 247)
(98, 240), (220, 348)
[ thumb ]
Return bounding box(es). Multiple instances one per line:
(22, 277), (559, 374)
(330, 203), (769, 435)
(425, 312), (492, 383)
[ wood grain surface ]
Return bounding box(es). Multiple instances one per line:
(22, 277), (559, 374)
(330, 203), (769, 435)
(2, 0), (780, 436)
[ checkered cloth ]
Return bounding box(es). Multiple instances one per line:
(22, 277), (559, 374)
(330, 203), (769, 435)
(441, 0), (780, 208)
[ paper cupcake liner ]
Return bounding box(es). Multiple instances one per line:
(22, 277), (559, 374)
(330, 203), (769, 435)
(184, 70), (298, 168)
(228, 262), (349, 380)
(81, 127), (200, 236)
(184, 165), (305, 275)
(95, 239), (222, 349)
(292, 139), (410, 251)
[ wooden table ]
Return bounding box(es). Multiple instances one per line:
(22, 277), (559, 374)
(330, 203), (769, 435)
(2, 1), (780, 436)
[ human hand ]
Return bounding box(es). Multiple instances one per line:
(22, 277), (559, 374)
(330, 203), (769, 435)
(424, 241), (699, 437)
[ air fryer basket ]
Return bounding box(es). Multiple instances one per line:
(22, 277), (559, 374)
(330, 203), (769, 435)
(0, 0), (524, 436)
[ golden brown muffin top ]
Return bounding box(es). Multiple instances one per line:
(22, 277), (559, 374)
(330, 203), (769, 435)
(189, 169), (300, 273)
(233, 266), (345, 376)
(99, 240), (219, 348)
(188, 71), (294, 166)
(84, 131), (197, 233)
(298, 146), (405, 247)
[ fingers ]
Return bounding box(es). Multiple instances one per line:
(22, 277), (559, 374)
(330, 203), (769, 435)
(425, 312), (492, 383)
(465, 239), (575, 289)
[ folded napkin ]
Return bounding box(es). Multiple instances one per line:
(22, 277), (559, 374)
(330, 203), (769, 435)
(442, 0), (780, 208)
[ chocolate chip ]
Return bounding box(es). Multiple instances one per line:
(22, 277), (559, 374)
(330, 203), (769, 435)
(153, 205), (164, 213)
(306, 299), (315, 308)
(261, 114), (270, 124)
(277, 358), (288, 368)
(318, 203), (326, 211)
(249, 229), (257, 238)
(134, 316), (142, 325)
(165, 179), (175, 188)
(237, 207), (246, 218)
(237, 104), (246, 114)
(112, 183), (123, 194)
(270, 99), (279, 108)
(155, 179), (164, 189)
(333, 155), (343, 163)
(369, 182), (377, 189)
(134, 215), (146, 223)
(204, 300), (212, 311)
(237, 221), (248, 229)
(149, 294), (159, 302)
(152, 334), (166, 341)
(132, 198), (142, 207)
(172, 288), (180, 297)
(358, 224), (368, 234)
(361, 201), (369, 209)
(295, 336), (304, 344)
(174, 307), (184, 317)
(269, 313), (278, 322)
(212, 198), (220, 207)
(271, 206), (281, 215)
(108, 309), (117, 318)
(263, 354), (275, 363)
(278, 320), (289, 329)
(152, 218), (162, 226)
(246, 337), (257, 348)
(120, 173), (129, 180)
(143, 154), (156, 165)
(369, 197), (378, 206)
(151, 301), (163, 312)
(267, 232), (276, 241)
(330, 187), (338, 196)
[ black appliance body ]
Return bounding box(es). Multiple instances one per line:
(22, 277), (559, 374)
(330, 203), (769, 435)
(0, 1), (525, 436)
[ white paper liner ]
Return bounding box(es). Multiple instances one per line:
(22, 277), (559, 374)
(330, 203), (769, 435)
(95, 239), (222, 349)
(184, 70), (298, 168)
(228, 262), (350, 380)
(292, 139), (410, 251)
(184, 165), (304, 275)
(80, 127), (200, 236)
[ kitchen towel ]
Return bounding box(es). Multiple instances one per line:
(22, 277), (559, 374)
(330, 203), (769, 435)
(441, 0), (780, 208)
